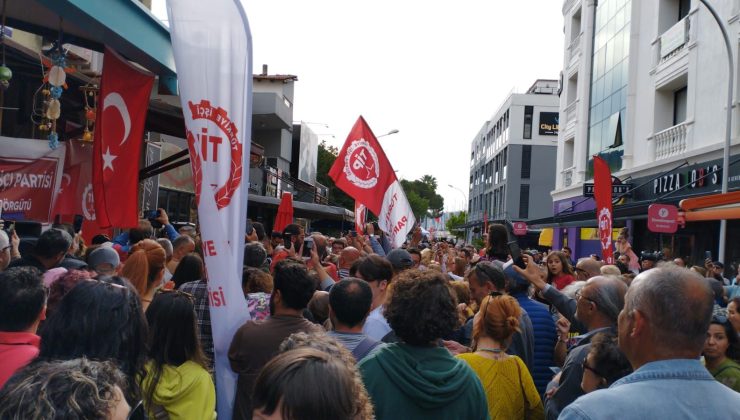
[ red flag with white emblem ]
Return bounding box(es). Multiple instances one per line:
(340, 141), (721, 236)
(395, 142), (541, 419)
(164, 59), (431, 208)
(92, 48), (154, 229)
(329, 116), (415, 248)
(593, 156), (614, 264)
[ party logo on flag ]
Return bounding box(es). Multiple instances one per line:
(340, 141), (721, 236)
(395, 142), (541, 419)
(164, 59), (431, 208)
(344, 139), (380, 189)
(186, 100), (243, 209)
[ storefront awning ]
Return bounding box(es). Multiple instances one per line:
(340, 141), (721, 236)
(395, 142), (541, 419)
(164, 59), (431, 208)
(7, 0), (176, 92)
(680, 191), (740, 222)
(248, 195), (354, 222)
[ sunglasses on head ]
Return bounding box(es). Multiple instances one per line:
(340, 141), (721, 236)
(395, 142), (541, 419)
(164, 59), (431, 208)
(127, 400), (145, 420)
(712, 315), (729, 324)
(156, 288), (195, 302)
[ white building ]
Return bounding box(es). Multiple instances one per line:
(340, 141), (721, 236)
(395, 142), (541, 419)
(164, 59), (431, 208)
(545, 0), (740, 264)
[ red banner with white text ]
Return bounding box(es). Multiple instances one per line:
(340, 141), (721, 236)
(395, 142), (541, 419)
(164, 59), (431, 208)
(593, 156), (614, 264)
(0, 137), (65, 222)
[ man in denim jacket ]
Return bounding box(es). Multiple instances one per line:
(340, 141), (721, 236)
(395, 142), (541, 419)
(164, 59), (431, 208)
(560, 266), (740, 419)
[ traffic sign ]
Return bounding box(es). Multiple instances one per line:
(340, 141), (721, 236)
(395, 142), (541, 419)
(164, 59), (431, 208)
(583, 183), (634, 198)
(647, 204), (679, 233)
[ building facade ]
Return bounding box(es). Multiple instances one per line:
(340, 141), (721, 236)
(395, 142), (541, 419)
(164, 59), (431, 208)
(549, 0), (740, 264)
(467, 80), (560, 239)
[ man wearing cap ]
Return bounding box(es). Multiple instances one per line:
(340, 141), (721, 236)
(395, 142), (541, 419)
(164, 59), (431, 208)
(356, 255), (395, 341)
(87, 246), (121, 276)
(386, 248), (415, 276)
(710, 261), (730, 286)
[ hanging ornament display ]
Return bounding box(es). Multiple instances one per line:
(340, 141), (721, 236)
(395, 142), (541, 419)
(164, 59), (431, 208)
(36, 25), (72, 149)
(80, 82), (98, 143)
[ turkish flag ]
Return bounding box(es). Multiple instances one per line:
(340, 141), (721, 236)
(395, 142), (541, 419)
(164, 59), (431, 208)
(593, 156), (614, 264)
(329, 116), (415, 248)
(92, 48), (154, 229)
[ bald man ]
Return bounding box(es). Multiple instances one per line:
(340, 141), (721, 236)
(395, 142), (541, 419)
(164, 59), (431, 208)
(561, 267), (740, 419)
(338, 247), (361, 280)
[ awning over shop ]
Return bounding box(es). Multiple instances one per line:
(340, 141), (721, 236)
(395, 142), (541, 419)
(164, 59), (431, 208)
(7, 0), (176, 92)
(248, 194), (354, 222)
(680, 191), (740, 222)
(538, 228), (553, 247)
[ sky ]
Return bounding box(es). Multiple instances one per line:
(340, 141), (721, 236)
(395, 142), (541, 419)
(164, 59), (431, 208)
(151, 0), (565, 212)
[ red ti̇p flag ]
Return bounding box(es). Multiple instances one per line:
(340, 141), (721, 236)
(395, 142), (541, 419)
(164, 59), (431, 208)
(329, 116), (415, 248)
(92, 48), (154, 229)
(593, 156), (614, 264)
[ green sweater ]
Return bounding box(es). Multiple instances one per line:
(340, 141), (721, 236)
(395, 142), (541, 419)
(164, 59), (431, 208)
(359, 343), (490, 420)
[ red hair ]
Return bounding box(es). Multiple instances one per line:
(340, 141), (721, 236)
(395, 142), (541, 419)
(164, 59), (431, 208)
(121, 239), (166, 296)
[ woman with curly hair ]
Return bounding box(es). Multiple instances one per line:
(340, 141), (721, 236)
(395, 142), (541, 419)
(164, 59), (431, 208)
(358, 269), (488, 420)
(457, 292), (544, 419)
(140, 290), (215, 419)
(0, 358), (137, 419)
(546, 251), (576, 290)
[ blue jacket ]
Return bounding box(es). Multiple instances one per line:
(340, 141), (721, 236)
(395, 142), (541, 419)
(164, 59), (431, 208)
(560, 359), (740, 419)
(513, 292), (557, 396)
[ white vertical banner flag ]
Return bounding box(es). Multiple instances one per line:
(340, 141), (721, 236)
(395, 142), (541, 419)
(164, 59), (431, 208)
(167, 0), (251, 417)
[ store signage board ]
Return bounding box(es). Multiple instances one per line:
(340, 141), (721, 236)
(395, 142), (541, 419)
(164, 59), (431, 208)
(513, 222), (528, 236)
(647, 204), (679, 233)
(583, 183), (634, 198)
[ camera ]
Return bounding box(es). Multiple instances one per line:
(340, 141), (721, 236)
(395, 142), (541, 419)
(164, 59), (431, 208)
(144, 209), (163, 229)
(302, 237), (314, 258)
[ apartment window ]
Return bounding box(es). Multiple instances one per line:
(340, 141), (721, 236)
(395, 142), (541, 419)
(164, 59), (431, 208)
(519, 184), (530, 219)
(502, 147), (508, 180)
(673, 86), (687, 125)
(678, 0), (690, 20)
(523, 106), (534, 139)
(521, 145), (532, 179)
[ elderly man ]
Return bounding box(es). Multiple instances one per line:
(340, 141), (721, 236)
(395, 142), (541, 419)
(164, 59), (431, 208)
(514, 255), (627, 419)
(560, 266), (740, 419)
(337, 247), (361, 280)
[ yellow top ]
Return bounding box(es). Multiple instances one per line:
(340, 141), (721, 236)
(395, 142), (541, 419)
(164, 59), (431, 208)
(457, 353), (544, 420)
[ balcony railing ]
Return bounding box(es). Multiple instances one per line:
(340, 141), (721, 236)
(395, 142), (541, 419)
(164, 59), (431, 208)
(651, 121), (689, 160)
(568, 33), (581, 62)
(562, 167), (575, 188)
(564, 100), (578, 130)
(659, 17), (689, 62)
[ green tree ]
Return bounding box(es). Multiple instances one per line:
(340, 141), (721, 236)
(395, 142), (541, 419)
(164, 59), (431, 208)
(445, 211), (467, 237)
(400, 175), (445, 219)
(316, 141), (354, 210)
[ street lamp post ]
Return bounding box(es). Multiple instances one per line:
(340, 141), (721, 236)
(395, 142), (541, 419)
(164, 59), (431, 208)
(377, 129), (399, 138)
(448, 184), (469, 242)
(699, 0), (733, 264)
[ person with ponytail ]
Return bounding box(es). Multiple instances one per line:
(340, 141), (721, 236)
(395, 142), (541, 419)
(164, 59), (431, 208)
(121, 239), (166, 311)
(457, 293), (544, 420)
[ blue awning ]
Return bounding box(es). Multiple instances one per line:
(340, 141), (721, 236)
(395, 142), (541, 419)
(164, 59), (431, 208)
(7, 0), (176, 92)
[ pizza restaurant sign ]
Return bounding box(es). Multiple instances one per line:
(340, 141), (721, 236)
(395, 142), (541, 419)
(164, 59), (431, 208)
(652, 164), (720, 195)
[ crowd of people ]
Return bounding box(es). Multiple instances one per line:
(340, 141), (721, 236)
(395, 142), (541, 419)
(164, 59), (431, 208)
(0, 212), (739, 419)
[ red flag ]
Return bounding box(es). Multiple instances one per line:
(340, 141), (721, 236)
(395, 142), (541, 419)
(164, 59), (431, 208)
(329, 116), (415, 247)
(53, 140), (111, 243)
(354, 201), (366, 233)
(92, 48), (154, 229)
(273, 192), (294, 233)
(593, 156), (614, 264)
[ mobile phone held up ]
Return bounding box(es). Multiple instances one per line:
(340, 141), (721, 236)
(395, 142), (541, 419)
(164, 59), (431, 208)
(302, 237), (314, 258)
(145, 209), (163, 229)
(508, 240), (527, 269)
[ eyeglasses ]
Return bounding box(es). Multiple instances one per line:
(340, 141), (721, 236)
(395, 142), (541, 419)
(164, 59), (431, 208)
(127, 400), (146, 420)
(582, 359), (606, 378)
(712, 315), (729, 324)
(156, 288), (195, 302)
(575, 290), (597, 306)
